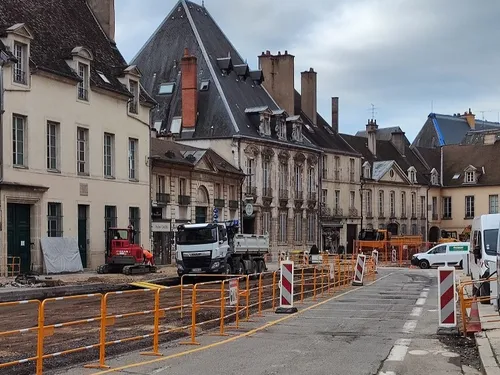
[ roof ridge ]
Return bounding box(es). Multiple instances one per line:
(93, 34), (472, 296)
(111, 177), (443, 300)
(181, 0), (239, 134)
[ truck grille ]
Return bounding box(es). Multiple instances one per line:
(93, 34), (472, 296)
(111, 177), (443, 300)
(182, 254), (212, 269)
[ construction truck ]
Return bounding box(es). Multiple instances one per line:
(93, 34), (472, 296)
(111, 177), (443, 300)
(175, 220), (269, 277)
(97, 227), (157, 275)
(438, 230), (459, 244)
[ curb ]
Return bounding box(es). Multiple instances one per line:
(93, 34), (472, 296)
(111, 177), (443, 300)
(475, 332), (500, 375)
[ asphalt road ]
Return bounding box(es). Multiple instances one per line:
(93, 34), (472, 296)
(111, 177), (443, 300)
(53, 268), (479, 375)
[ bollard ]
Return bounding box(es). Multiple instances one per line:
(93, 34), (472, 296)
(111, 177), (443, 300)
(437, 266), (457, 328)
(371, 250), (379, 274)
(275, 260), (298, 314)
(352, 254), (366, 286)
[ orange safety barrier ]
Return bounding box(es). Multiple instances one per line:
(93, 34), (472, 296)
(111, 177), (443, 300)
(7, 256), (21, 276)
(354, 240), (425, 267)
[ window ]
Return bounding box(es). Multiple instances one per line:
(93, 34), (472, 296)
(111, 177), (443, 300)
(159, 82), (175, 95)
(13, 42), (27, 84)
(390, 191), (395, 216)
(307, 213), (316, 243)
(294, 213), (302, 242)
(411, 193), (416, 217)
(401, 192), (406, 217)
(179, 178), (187, 195)
(465, 196), (474, 218)
(128, 138), (138, 180)
(349, 158), (355, 182)
(411, 224), (417, 235)
(334, 156), (340, 180)
(489, 195), (499, 214)
(262, 211), (271, 236)
(420, 196), (426, 218)
(260, 114), (271, 136)
(129, 80), (139, 114)
(363, 163), (371, 179)
(77, 62), (89, 101)
(334, 190), (340, 209)
(408, 167), (416, 183)
(245, 158), (254, 193)
(97, 71), (111, 84)
(431, 169), (439, 185)
(200, 80), (210, 91)
(215, 183), (222, 199)
(321, 155), (328, 179)
(431, 245), (447, 254)
(365, 190), (372, 215)
(279, 211), (287, 243)
(442, 196), (452, 219)
(46, 121), (59, 171)
(465, 171), (475, 183)
(229, 185), (236, 201)
(321, 189), (327, 204)
(279, 162), (288, 197)
(349, 191), (355, 209)
(401, 224), (407, 235)
(378, 191), (384, 216)
(129, 207), (141, 244)
(12, 114), (26, 166)
(307, 168), (315, 194)
(104, 205), (117, 244)
(294, 165), (303, 198)
(47, 203), (63, 237)
(432, 197), (438, 219)
(277, 117), (286, 141)
(103, 133), (115, 177)
(77, 127), (89, 175)
(157, 175), (165, 194)
(262, 160), (271, 192)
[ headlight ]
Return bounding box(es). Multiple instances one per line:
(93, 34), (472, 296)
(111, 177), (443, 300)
(177, 264), (184, 270)
(211, 262), (220, 269)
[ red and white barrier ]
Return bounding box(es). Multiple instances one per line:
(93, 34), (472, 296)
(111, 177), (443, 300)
(276, 260), (298, 314)
(352, 254), (366, 286)
(437, 266), (456, 327)
(371, 250), (379, 274)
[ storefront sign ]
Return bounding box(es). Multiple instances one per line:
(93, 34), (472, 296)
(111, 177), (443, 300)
(152, 222), (170, 232)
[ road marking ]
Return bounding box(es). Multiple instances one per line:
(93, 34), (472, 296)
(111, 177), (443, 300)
(415, 298), (426, 305)
(423, 287), (429, 291)
(410, 307), (423, 317)
(402, 320), (417, 333)
(90, 272), (395, 374)
(378, 371), (396, 375)
(387, 338), (411, 361)
(419, 291), (429, 298)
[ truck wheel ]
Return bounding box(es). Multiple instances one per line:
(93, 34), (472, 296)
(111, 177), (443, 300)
(257, 260), (265, 274)
(236, 261), (245, 275)
(251, 260), (258, 274)
(419, 260), (430, 269)
(223, 262), (232, 275)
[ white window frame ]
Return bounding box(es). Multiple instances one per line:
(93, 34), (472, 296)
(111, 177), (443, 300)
(443, 196), (452, 219)
(307, 167), (315, 194)
(334, 190), (340, 209)
(465, 171), (475, 183)
(465, 196), (474, 218)
(128, 138), (138, 180)
(411, 192), (416, 217)
(321, 189), (327, 204)
(489, 195), (499, 214)
(47, 202), (63, 237)
(46, 121), (59, 171)
(129, 79), (139, 114)
(390, 191), (395, 216)
(366, 190), (372, 215)
(295, 165), (303, 198)
(77, 62), (89, 101)
(13, 42), (28, 85)
(12, 114), (26, 167)
(246, 158), (254, 192)
(262, 159), (271, 190)
(103, 132), (115, 178)
(77, 127), (89, 175)
(349, 191), (355, 209)
(349, 158), (355, 182)
(334, 156), (340, 180)
(322, 155), (328, 179)
(401, 192), (406, 217)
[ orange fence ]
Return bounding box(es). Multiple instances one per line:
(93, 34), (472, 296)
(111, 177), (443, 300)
(6, 256), (21, 276)
(0, 259), (377, 374)
(353, 240), (435, 267)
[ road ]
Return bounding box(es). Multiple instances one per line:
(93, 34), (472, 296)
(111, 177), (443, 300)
(54, 268), (481, 375)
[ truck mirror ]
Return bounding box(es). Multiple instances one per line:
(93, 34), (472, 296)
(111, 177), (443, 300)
(474, 246), (482, 258)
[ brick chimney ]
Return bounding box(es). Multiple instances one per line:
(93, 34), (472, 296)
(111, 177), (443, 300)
(390, 130), (406, 155)
(366, 119), (378, 156)
(258, 50), (295, 115)
(181, 48), (198, 129)
(331, 97), (339, 132)
(462, 108), (476, 129)
(301, 68), (317, 125)
(87, 0), (115, 41)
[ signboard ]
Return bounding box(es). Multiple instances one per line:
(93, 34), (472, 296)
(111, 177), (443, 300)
(229, 279), (238, 306)
(245, 203), (254, 216)
(213, 207), (219, 223)
(329, 261), (335, 280)
(152, 222), (170, 232)
(449, 245), (467, 252)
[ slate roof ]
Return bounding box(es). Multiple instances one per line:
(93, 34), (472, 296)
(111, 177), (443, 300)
(414, 146), (440, 171)
(0, 0), (155, 105)
(151, 137), (244, 176)
(372, 161), (398, 181)
(341, 133), (430, 185)
(0, 38), (15, 62)
(461, 129), (500, 145)
(355, 126), (405, 141)
(412, 113), (500, 148)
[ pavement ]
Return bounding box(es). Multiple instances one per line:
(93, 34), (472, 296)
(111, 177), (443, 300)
(474, 288), (500, 375)
(49, 268), (479, 375)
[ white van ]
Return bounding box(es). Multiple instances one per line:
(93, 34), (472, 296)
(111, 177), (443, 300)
(470, 214), (500, 303)
(411, 242), (469, 269)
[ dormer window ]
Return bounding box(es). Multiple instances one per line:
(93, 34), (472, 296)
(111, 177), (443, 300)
(465, 171), (475, 183)
(363, 161), (371, 179)
(13, 42), (27, 84)
(77, 62), (89, 101)
(259, 113), (271, 136)
(407, 166), (417, 183)
(276, 117), (286, 140)
(430, 168), (439, 185)
(128, 79), (139, 114)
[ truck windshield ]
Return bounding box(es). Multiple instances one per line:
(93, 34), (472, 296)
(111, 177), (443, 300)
(483, 229), (498, 256)
(177, 228), (217, 245)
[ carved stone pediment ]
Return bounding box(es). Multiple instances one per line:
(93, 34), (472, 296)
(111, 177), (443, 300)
(278, 150), (290, 163)
(244, 145), (259, 158)
(294, 152), (305, 165)
(307, 154), (318, 166)
(261, 147), (274, 161)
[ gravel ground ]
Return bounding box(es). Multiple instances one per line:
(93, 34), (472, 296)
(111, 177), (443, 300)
(438, 333), (482, 372)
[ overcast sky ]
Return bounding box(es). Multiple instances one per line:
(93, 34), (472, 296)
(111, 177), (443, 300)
(115, 0), (500, 140)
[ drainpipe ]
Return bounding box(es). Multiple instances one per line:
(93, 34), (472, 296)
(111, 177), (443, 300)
(426, 184), (430, 244)
(0, 61), (5, 183)
(317, 151), (323, 250)
(440, 146), (444, 186)
(237, 138), (243, 233)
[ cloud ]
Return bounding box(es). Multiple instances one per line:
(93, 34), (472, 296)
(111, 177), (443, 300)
(115, 0), (500, 140)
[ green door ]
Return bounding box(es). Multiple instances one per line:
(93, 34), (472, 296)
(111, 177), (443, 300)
(7, 203), (31, 273)
(78, 205), (88, 267)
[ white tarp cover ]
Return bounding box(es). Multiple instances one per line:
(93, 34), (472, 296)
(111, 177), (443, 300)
(40, 237), (84, 274)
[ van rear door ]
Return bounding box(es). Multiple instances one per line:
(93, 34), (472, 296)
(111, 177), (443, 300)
(448, 244), (468, 266)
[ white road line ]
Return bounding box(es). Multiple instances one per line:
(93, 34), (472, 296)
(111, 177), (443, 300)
(402, 320), (417, 334)
(378, 371), (397, 375)
(423, 287), (429, 291)
(410, 307), (423, 317)
(415, 297), (426, 305)
(419, 291), (429, 298)
(387, 338), (412, 361)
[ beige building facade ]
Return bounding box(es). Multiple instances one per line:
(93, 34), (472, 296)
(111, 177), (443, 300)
(0, 3), (154, 274)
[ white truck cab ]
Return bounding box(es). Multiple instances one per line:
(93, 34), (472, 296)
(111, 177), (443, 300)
(411, 242), (469, 269)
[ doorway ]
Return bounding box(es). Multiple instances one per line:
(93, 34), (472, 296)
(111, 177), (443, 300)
(7, 203), (31, 273)
(346, 224), (357, 254)
(243, 216), (255, 234)
(195, 207), (207, 223)
(78, 205), (89, 267)
(429, 226), (440, 243)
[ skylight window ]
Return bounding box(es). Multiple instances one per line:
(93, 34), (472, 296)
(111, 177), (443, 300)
(200, 80), (210, 91)
(452, 173), (460, 180)
(304, 124), (313, 133)
(159, 82), (175, 95)
(154, 121), (162, 132)
(170, 117), (182, 133)
(97, 71), (110, 84)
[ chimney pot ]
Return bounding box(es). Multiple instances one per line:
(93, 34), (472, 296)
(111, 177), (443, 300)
(331, 97), (339, 133)
(278, 51), (281, 55)
(87, 0), (115, 41)
(285, 50), (288, 55)
(266, 50), (270, 55)
(181, 49), (198, 128)
(301, 67), (317, 125)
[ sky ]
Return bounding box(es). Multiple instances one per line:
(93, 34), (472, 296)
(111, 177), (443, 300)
(115, 0), (500, 141)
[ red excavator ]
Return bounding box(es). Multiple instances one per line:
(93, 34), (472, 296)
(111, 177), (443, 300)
(96, 226), (157, 275)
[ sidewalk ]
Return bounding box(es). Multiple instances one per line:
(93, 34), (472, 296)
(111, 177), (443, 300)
(476, 301), (500, 375)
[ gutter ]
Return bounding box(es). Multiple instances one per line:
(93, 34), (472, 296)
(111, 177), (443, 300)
(0, 62), (4, 183)
(440, 146), (444, 186)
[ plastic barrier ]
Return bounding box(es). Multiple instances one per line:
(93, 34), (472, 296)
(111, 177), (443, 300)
(352, 254), (366, 286)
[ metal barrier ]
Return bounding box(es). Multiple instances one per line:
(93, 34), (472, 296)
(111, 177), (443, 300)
(6, 256), (21, 276)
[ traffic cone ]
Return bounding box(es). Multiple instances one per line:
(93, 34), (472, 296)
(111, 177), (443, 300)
(467, 297), (482, 334)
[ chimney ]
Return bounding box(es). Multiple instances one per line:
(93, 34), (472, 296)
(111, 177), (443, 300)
(366, 119), (378, 156)
(331, 97), (339, 132)
(181, 48), (198, 128)
(258, 50), (295, 115)
(150, 127), (157, 138)
(390, 130), (406, 155)
(300, 68), (317, 125)
(87, 0), (115, 41)
(462, 108), (476, 130)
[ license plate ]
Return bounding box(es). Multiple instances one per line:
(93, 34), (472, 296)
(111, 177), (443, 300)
(192, 268), (202, 272)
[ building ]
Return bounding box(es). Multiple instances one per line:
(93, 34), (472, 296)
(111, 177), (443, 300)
(415, 141), (500, 242)
(341, 121), (431, 240)
(132, 0), (328, 257)
(150, 132), (244, 264)
(412, 109), (500, 148)
(0, 0), (155, 274)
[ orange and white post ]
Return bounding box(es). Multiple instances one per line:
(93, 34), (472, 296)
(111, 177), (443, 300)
(352, 254), (366, 286)
(371, 250), (379, 274)
(275, 260), (298, 314)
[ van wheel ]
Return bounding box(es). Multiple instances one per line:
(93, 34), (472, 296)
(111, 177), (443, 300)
(419, 260), (430, 269)
(458, 260), (463, 269)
